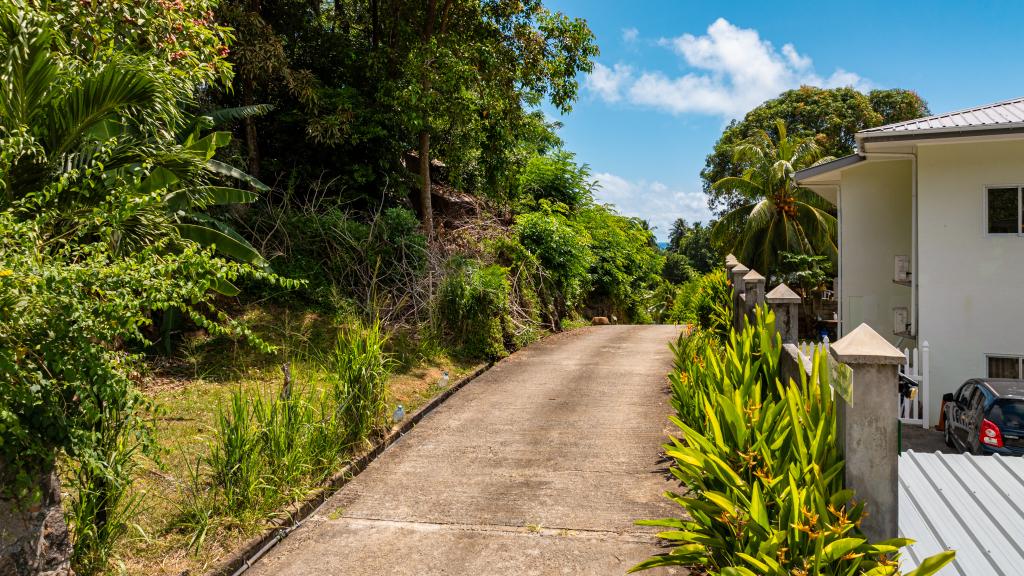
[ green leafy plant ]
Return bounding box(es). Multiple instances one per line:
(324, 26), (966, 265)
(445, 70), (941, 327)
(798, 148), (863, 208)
(435, 258), (513, 360)
(635, 308), (955, 576)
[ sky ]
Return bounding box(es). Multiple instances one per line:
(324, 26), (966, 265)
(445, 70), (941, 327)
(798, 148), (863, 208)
(543, 0), (1024, 241)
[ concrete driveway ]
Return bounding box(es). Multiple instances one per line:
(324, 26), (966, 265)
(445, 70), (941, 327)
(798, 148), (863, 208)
(248, 325), (686, 576)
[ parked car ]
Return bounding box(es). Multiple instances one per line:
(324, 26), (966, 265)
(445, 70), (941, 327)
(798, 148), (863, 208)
(944, 379), (1024, 455)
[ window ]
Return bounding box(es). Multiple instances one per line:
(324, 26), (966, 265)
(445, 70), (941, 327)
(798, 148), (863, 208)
(987, 187), (1024, 234)
(987, 354), (1023, 379)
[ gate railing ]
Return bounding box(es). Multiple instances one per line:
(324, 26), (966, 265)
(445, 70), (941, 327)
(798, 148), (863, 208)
(898, 341), (929, 428)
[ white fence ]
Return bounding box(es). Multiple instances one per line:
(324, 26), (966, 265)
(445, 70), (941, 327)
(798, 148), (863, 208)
(797, 337), (930, 429)
(798, 336), (829, 359)
(898, 341), (930, 429)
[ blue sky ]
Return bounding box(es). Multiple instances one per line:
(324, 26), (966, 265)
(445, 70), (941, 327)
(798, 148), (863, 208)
(544, 0), (1024, 241)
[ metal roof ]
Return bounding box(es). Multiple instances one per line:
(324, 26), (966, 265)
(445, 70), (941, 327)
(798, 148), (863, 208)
(860, 96), (1024, 137)
(899, 450), (1024, 575)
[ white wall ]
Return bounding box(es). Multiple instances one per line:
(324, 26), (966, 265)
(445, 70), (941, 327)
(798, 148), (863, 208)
(839, 160), (913, 346)
(918, 139), (1024, 420)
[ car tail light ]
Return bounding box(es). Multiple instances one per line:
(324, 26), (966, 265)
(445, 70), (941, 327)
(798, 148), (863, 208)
(980, 419), (1004, 448)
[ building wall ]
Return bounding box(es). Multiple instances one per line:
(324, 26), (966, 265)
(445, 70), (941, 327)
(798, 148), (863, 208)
(917, 139), (1024, 421)
(839, 159), (913, 347)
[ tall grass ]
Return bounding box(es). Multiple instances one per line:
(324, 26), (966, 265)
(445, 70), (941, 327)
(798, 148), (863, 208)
(178, 320), (394, 548)
(328, 320), (392, 447)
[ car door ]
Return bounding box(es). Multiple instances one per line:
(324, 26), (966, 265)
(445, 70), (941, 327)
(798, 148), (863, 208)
(963, 386), (986, 453)
(951, 383), (975, 450)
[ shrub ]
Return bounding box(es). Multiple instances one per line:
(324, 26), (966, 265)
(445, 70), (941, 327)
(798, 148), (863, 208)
(253, 204), (427, 311)
(668, 269), (732, 339)
(514, 205), (592, 327)
(576, 206), (664, 323)
(634, 308), (955, 576)
(516, 150), (593, 211)
(435, 258), (512, 360)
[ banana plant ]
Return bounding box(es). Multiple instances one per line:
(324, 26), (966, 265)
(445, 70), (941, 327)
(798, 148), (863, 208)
(137, 105), (275, 296)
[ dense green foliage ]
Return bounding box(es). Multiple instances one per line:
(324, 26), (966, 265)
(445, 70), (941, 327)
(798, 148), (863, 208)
(664, 219), (719, 283)
(665, 269), (732, 338)
(634, 309), (955, 575)
(436, 258), (513, 360)
(712, 120), (837, 277)
(214, 0), (597, 208)
(702, 87), (929, 215)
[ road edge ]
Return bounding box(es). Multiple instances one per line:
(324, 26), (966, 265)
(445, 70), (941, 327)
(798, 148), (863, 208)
(203, 362), (492, 576)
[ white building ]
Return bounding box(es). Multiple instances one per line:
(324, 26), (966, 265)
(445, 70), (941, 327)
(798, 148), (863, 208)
(796, 96), (1024, 424)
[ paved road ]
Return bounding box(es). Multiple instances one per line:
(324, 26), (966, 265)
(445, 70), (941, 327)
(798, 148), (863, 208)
(249, 325), (686, 576)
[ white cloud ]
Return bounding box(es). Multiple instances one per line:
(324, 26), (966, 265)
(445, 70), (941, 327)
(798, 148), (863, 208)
(622, 27), (639, 43)
(587, 18), (869, 119)
(584, 62), (633, 103)
(593, 172), (712, 242)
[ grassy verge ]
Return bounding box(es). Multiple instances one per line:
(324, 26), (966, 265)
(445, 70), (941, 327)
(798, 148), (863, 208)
(109, 303), (479, 576)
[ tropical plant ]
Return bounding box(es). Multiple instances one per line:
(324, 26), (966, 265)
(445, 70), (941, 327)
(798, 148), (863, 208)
(711, 119), (837, 276)
(667, 269), (732, 340)
(635, 309), (956, 576)
(514, 202), (593, 329)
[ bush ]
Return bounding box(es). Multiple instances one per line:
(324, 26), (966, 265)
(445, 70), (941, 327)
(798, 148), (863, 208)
(517, 150), (593, 211)
(253, 204), (427, 311)
(576, 206), (664, 323)
(667, 269), (732, 339)
(514, 205), (592, 327)
(435, 258), (512, 360)
(634, 308), (955, 576)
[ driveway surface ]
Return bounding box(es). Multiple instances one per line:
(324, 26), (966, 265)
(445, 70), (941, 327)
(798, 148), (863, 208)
(248, 325), (686, 576)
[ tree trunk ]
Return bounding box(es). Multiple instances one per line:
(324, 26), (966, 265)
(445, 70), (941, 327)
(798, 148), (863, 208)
(0, 467), (73, 576)
(417, 0), (436, 240)
(243, 90), (261, 180)
(418, 129), (433, 238)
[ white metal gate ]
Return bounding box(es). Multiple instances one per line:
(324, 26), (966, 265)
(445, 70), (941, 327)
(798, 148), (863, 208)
(898, 341), (930, 428)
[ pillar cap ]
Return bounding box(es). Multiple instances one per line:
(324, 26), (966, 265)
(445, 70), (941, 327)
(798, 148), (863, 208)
(732, 263), (749, 274)
(765, 283), (801, 304)
(830, 323), (906, 365)
(725, 254), (739, 269)
(742, 269), (765, 283)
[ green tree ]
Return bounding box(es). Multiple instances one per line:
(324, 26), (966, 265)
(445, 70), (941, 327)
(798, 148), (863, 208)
(702, 86), (929, 215)
(711, 120), (836, 276)
(211, 1), (596, 232)
(667, 219), (718, 274)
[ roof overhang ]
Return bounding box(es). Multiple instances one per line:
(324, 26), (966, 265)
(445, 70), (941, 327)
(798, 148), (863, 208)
(794, 154), (864, 186)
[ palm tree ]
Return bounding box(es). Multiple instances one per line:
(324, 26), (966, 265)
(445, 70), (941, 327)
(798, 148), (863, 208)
(711, 119), (836, 276)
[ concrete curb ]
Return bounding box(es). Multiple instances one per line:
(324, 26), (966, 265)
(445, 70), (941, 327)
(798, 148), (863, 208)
(203, 363), (492, 576)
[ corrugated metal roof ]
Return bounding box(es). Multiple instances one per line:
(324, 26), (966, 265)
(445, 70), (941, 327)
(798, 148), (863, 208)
(861, 97), (1024, 136)
(899, 450), (1024, 575)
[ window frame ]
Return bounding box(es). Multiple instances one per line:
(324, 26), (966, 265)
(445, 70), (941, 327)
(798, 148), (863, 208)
(986, 353), (1024, 379)
(984, 185), (1024, 236)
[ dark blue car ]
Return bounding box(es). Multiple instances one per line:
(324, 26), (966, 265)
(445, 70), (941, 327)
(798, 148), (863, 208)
(944, 379), (1024, 456)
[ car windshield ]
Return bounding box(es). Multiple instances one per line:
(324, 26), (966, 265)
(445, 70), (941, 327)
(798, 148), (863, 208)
(989, 400), (1024, 430)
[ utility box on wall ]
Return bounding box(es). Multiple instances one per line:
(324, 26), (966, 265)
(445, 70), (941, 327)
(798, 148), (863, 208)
(894, 255), (911, 284)
(893, 306), (909, 336)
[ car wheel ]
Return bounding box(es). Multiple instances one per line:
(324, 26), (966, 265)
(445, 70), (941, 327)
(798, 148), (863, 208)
(944, 423), (954, 448)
